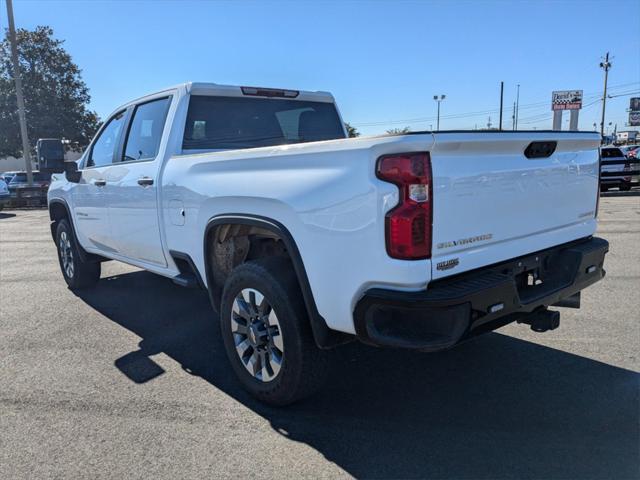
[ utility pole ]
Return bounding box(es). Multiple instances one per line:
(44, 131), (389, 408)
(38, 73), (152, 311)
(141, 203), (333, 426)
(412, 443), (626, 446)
(433, 94), (445, 131)
(5, 0), (33, 185)
(515, 84), (520, 130)
(512, 101), (516, 130)
(499, 81), (504, 130)
(599, 52), (612, 140)
(487, 116), (492, 129)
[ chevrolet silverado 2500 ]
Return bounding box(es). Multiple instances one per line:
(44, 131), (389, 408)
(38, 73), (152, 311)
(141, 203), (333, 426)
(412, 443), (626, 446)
(48, 82), (609, 405)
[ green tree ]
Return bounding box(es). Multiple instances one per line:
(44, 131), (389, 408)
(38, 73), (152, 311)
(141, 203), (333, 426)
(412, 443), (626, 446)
(0, 26), (100, 158)
(344, 122), (360, 138)
(386, 126), (411, 135)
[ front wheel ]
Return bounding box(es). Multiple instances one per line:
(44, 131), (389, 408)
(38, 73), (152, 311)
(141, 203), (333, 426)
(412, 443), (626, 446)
(55, 219), (101, 289)
(220, 257), (329, 406)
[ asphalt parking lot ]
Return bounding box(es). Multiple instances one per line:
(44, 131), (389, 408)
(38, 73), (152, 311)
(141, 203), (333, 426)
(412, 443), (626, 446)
(1, 195), (638, 479)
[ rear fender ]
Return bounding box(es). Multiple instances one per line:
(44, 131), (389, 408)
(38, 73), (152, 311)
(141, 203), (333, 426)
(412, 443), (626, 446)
(204, 214), (352, 349)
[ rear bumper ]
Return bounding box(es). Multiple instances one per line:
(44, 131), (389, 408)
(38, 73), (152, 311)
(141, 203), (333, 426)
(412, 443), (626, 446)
(354, 236), (609, 352)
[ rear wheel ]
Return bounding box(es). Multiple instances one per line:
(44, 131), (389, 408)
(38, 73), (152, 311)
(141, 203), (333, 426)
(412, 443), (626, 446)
(220, 257), (329, 405)
(56, 219), (101, 289)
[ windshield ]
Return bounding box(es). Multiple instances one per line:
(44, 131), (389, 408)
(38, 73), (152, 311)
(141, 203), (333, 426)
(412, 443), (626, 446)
(182, 95), (345, 151)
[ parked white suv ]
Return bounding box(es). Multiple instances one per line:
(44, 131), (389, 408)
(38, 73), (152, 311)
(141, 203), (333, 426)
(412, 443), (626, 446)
(48, 82), (609, 404)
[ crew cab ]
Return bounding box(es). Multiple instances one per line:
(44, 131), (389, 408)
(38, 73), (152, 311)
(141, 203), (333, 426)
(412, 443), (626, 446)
(48, 82), (608, 405)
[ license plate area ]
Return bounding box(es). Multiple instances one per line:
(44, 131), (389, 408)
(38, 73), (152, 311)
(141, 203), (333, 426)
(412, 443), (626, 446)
(500, 249), (579, 304)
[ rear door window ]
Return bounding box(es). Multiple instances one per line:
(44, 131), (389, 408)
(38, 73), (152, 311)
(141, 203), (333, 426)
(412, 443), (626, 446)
(182, 95), (345, 150)
(122, 97), (172, 162)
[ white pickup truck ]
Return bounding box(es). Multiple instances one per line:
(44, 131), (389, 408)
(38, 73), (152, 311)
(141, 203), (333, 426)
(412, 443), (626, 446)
(48, 82), (609, 405)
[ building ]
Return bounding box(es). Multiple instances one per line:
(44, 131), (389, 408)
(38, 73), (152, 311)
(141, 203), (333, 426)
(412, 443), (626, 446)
(615, 130), (638, 144)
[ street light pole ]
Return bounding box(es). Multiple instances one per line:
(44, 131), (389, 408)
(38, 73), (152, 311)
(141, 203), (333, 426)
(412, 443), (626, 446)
(5, 0), (33, 186)
(499, 81), (504, 130)
(433, 94), (445, 131)
(599, 52), (612, 140)
(515, 84), (520, 130)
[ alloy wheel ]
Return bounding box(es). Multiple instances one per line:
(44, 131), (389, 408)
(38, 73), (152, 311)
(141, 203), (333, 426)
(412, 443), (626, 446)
(231, 288), (284, 382)
(59, 231), (74, 278)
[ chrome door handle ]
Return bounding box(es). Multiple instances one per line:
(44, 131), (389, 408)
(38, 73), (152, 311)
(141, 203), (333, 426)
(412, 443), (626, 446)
(137, 177), (154, 187)
(94, 179), (106, 187)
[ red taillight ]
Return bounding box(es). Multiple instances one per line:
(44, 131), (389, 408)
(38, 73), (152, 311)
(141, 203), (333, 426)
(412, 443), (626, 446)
(376, 152), (432, 259)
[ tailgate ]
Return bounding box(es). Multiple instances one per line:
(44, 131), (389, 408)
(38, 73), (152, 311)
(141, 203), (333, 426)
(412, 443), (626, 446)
(429, 132), (600, 280)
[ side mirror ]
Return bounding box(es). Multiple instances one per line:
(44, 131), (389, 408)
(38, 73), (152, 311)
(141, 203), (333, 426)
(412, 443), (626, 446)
(64, 161), (82, 183)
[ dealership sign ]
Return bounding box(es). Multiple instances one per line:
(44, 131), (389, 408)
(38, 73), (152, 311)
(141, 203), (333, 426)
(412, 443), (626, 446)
(630, 98), (640, 127)
(552, 90), (583, 111)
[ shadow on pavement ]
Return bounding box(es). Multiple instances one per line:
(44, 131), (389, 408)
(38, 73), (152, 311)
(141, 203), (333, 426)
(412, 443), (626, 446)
(76, 270), (639, 480)
(0, 212), (17, 219)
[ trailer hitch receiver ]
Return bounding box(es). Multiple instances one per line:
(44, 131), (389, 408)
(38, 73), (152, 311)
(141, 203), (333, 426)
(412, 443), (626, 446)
(517, 308), (560, 332)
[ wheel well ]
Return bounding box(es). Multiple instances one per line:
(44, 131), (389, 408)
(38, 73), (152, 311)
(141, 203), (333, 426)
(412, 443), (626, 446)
(206, 223), (291, 308)
(49, 201), (69, 241)
(204, 217), (354, 350)
(49, 201), (68, 222)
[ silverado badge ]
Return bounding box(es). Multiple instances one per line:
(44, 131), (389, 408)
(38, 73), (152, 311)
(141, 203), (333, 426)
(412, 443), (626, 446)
(437, 233), (493, 250)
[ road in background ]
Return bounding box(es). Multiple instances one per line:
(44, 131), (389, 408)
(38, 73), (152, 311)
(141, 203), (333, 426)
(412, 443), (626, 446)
(1, 196), (638, 479)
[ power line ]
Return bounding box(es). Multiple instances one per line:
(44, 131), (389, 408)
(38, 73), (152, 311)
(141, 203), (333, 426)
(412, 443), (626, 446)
(352, 82), (640, 127)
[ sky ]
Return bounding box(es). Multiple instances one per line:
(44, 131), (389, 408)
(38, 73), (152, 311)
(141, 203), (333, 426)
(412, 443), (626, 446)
(1, 0), (639, 136)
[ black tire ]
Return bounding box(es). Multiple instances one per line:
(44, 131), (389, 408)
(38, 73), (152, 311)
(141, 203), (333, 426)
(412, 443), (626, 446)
(220, 257), (329, 406)
(55, 218), (101, 289)
(620, 184), (631, 191)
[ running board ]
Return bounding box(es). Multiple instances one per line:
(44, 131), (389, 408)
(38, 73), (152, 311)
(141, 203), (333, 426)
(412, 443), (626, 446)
(172, 272), (200, 289)
(170, 250), (204, 289)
